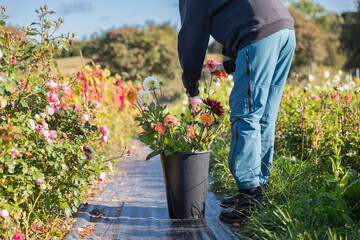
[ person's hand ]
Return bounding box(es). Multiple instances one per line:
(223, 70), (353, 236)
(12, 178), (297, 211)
(188, 95), (203, 112)
(210, 63), (225, 74)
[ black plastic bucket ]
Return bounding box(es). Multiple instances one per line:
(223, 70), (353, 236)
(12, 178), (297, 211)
(160, 151), (210, 219)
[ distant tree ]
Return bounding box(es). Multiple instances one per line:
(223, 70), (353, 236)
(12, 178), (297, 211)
(288, 7), (327, 77)
(289, 0), (325, 17)
(86, 23), (181, 81)
(340, 3), (360, 70)
(316, 13), (346, 69)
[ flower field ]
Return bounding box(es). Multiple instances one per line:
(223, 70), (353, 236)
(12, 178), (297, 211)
(209, 71), (360, 239)
(0, 6), (137, 239)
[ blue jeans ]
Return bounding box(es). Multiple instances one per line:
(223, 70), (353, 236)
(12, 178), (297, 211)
(228, 29), (296, 190)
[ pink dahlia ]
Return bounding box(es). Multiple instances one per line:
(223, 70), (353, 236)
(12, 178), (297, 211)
(49, 92), (59, 103)
(48, 130), (57, 139)
(46, 80), (59, 91)
(99, 172), (106, 182)
(100, 125), (109, 136)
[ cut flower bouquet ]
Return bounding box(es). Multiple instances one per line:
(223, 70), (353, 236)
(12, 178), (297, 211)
(129, 59), (229, 160)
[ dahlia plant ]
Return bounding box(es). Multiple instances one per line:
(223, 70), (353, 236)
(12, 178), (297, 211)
(130, 60), (229, 160)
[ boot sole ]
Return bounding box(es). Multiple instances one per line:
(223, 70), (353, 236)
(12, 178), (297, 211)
(219, 213), (247, 224)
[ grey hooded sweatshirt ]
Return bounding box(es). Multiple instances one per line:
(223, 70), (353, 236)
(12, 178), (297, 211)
(178, 0), (294, 97)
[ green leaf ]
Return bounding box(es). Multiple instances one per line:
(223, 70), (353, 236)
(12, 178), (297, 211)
(27, 32), (37, 36)
(64, 207), (71, 217)
(146, 150), (161, 161)
(164, 148), (175, 156)
(0, 20), (5, 26)
(60, 40), (69, 51)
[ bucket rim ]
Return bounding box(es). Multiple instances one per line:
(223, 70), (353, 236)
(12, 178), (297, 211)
(160, 150), (212, 156)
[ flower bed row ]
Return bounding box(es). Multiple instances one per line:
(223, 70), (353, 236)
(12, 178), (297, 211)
(0, 6), (137, 239)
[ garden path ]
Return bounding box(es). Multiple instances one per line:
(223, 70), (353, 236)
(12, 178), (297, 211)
(64, 140), (239, 240)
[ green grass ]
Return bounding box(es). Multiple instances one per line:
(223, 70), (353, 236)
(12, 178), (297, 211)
(209, 126), (360, 240)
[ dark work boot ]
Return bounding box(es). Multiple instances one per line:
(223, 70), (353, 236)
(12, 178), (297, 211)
(219, 186), (266, 224)
(220, 186), (265, 208)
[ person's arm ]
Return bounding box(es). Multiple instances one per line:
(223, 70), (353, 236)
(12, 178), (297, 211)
(178, 0), (210, 97)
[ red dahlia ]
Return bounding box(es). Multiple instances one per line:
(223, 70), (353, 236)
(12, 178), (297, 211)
(202, 98), (224, 118)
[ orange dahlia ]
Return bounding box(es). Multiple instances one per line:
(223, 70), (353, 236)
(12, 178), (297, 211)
(187, 125), (195, 139)
(155, 122), (165, 135)
(126, 89), (138, 102)
(200, 114), (213, 126)
(164, 115), (178, 127)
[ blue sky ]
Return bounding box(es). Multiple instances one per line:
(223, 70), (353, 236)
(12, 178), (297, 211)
(2, 0), (358, 40)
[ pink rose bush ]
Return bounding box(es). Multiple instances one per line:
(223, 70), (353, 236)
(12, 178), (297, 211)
(0, 6), (136, 238)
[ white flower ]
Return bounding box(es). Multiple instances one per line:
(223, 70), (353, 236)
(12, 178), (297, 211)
(308, 74), (314, 82)
(0, 209), (9, 218)
(324, 70), (331, 79)
(137, 90), (152, 106)
(349, 81), (356, 89)
(61, 164), (68, 171)
(332, 75), (341, 84)
(338, 70), (343, 76)
(28, 119), (36, 130)
(227, 75), (233, 81)
(314, 85), (320, 91)
(143, 76), (160, 91)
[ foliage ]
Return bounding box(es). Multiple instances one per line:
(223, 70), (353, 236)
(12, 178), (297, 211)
(131, 61), (229, 160)
(288, 7), (327, 79)
(209, 70), (360, 239)
(0, 6), (136, 239)
(84, 23), (181, 83)
(340, 5), (360, 71)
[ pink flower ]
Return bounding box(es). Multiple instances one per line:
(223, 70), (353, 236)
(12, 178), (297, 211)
(11, 56), (16, 65)
(12, 147), (19, 158)
(0, 209), (9, 218)
(99, 172), (106, 182)
(61, 81), (68, 88)
(27, 109), (32, 113)
(155, 122), (165, 135)
(48, 130), (57, 139)
(102, 135), (108, 143)
(40, 112), (46, 119)
(312, 95), (320, 102)
(49, 92), (59, 103)
(0, 76), (4, 82)
(35, 125), (44, 132)
(11, 101), (15, 106)
(331, 94), (340, 101)
(105, 161), (113, 172)
(83, 114), (89, 122)
(36, 179), (43, 184)
(344, 95), (352, 101)
(92, 100), (102, 110)
(127, 149), (133, 156)
(46, 80), (59, 91)
(44, 138), (51, 144)
(100, 125), (109, 136)
(14, 232), (24, 240)
(63, 86), (71, 95)
(35, 114), (40, 120)
(75, 105), (81, 112)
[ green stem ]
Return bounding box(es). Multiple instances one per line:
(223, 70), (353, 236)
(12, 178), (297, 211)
(26, 190), (42, 238)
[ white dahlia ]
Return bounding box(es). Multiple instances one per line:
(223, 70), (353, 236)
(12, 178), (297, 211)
(137, 90), (153, 106)
(143, 76), (160, 91)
